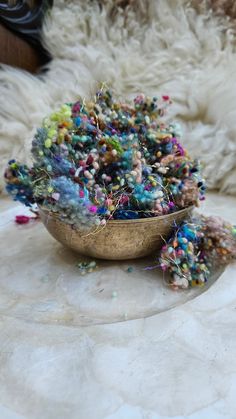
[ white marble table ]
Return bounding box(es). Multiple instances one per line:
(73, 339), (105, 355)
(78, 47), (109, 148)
(0, 193), (235, 419)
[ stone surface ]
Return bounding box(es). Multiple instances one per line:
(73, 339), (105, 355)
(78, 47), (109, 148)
(0, 192), (235, 419)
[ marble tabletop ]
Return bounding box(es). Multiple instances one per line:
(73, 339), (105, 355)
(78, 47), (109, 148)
(0, 193), (235, 419)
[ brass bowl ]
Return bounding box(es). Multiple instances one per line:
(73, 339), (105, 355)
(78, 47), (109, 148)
(39, 206), (193, 260)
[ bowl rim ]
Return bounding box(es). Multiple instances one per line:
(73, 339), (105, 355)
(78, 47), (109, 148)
(38, 205), (194, 225)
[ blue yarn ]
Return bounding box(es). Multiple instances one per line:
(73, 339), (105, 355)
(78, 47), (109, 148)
(75, 117), (81, 127)
(113, 210), (139, 220)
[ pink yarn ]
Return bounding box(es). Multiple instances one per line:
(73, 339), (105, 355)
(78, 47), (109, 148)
(88, 205), (97, 213)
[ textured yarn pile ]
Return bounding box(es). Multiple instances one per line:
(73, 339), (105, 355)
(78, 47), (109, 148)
(5, 88), (205, 228)
(1, 0), (236, 195)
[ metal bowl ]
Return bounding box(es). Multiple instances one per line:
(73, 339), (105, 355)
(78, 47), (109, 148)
(39, 206), (193, 260)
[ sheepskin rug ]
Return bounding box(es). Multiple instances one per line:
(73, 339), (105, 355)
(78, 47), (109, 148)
(1, 0), (236, 194)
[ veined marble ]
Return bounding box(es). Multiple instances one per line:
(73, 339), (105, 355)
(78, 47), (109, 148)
(0, 192), (235, 419)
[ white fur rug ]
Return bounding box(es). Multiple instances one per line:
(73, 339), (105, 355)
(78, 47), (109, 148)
(1, 0), (236, 194)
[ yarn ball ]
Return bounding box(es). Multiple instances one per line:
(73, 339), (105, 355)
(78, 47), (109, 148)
(159, 215), (236, 289)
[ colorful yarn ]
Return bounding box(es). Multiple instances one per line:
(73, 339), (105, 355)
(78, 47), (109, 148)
(5, 160), (34, 207)
(77, 260), (97, 275)
(5, 87), (205, 229)
(159, 215), (236, 289)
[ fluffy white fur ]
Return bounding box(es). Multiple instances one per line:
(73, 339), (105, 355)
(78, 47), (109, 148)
(1, 0), (236, 194)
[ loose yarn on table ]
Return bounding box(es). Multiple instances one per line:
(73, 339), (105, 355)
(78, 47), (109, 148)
(159, 215), (236, 289)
